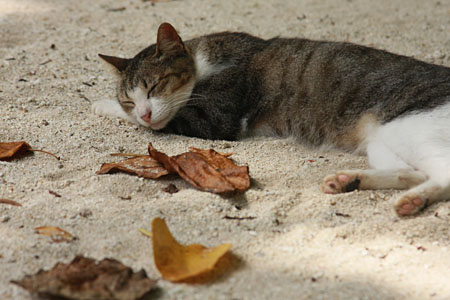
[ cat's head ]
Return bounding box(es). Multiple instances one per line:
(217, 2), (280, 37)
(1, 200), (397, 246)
(99, 23), (195, 129)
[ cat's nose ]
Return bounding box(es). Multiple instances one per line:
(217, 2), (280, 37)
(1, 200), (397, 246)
(140, 111), (152, 123)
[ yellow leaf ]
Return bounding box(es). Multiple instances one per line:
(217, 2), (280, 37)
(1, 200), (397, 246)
(151, 218), (231, 282)
(35, 226), (74, 242)
(138, 228), (152, 238)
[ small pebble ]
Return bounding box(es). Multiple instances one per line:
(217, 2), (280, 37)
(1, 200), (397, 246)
(79, 209), (93, 218)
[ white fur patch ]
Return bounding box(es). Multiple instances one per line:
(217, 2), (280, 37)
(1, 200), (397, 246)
(194, 51), (230, 81)
(127, 86), (152, 127)
(127, 79), (196, 130)
(367, 102), (450, 184)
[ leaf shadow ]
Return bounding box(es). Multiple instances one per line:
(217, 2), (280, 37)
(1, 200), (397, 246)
(139, 286), (164, 300)
(176, 252), (244, 285)
(220, 192), (249, 209)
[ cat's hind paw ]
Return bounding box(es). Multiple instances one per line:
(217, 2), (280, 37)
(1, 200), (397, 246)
(392, 193), (427, 216)
(321, 171), (361, 194)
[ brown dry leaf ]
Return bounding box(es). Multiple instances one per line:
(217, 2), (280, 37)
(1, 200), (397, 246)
(151, 217), (232, 282)
(0, 199), (22, 206)
(35, 226), (74, 243)
(0, 141), (31, 160)
(97, 144), (250, 194)
(189, 147), (250, 191)
(96, 155), (170, 178)
(11, 255), (157, 300)
(148, 143), (250, 193)
(0, 141), (59, 160)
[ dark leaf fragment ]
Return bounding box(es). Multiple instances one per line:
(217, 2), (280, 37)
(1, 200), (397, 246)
(11, 256), (157, 300)
(163, 183), (179, 194)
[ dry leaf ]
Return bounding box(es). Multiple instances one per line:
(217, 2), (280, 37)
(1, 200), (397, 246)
(0, 141), (59, 160)
(151, 218), (231, 282)
(189, 147), (250, 191)
(35, 226), (74, 243)
(0, 141), (31, 160)
(148, 143), (250, 193)
(11, 255), (157, 300)
(97, 144), (250, 194)
(96, 155), (169, 178)
(0, 199), (22, 206)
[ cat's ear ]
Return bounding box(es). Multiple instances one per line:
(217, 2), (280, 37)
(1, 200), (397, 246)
(156, 23), (185, 55)
(98, 54), (130, 73)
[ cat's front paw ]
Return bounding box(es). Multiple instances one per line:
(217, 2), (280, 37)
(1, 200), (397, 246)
(392, 192), (427, 216)
(321, 171), (361, 194)
(91, 99), (117, 117)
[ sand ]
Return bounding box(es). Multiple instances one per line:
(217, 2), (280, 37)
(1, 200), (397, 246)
(1, 0), (450, 299)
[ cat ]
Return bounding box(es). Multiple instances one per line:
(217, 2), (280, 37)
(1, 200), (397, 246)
(92, 22), (450, 216)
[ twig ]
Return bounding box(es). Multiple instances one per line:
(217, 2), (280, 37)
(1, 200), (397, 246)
(79, 94), (91, 103)
(49, 190), (62, 198)
(39, 59), (52, 66)
(224, 215), (256, 220)
(0, 199), (22, 206)
(110, 153), (147, 157)
(29, 149), (60, 160)
(335, 212), (351, 218)
(107, 7), (126, 12)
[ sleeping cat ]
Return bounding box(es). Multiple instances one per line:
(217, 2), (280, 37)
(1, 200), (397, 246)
(92, 22), (450, 216)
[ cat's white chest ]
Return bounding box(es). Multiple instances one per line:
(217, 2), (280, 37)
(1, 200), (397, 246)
(194, 50), (230, 81)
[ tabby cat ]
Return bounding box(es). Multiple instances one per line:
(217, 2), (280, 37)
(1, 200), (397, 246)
(93, 23), (450, 216)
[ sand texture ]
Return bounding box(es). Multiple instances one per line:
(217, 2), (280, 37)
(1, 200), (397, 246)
(1, 0), (450, 299)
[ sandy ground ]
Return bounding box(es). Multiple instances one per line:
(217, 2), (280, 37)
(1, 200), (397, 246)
(1, 0), (450, 299)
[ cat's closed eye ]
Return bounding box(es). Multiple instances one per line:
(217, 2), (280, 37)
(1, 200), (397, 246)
(121, 100), (135, 107)
(147, 83), (158, 99)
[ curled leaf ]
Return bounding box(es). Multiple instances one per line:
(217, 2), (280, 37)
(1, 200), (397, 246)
(151, 217), (231, 282)
(189, 147), (250, 191)
(148, 143), (250, 193)
(96, 155), (169, 179)
(11, 256), (157, 300)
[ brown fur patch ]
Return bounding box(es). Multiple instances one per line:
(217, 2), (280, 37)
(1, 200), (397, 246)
(336, 113), (379, 152)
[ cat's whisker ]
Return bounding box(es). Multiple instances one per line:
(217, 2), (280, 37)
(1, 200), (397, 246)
(164, 99), (204, 110)
(169, 92), (206, 100)
(162, 96), (205, 110)
(167, 94), (206, 104)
